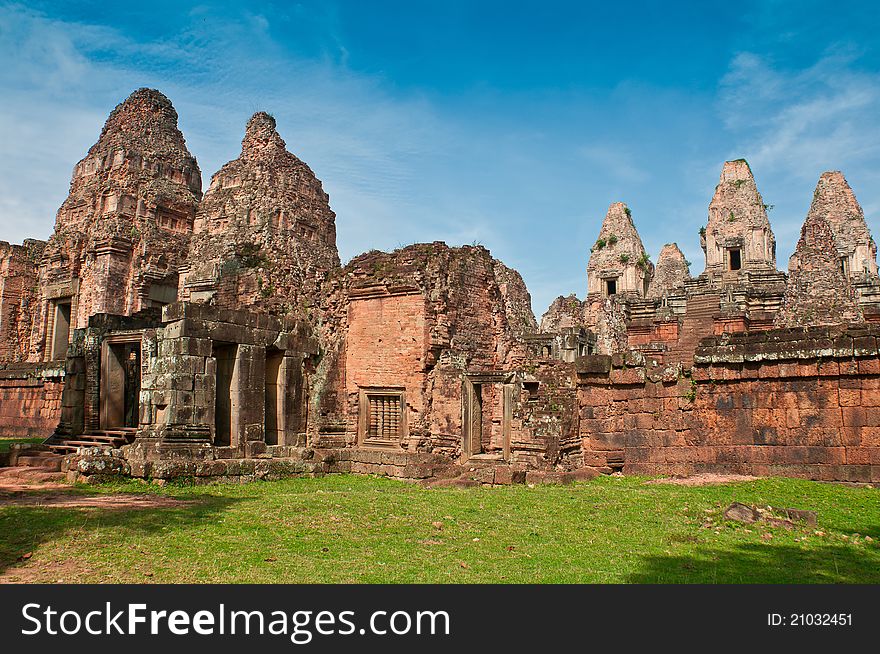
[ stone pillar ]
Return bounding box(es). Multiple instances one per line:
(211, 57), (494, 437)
(236, 344), (266, 454)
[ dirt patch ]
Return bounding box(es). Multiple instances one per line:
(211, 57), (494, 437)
(0, 557), (92, 584)
(645, 473), (761, 486)
(0, 492), (191, 509)
(0, 466), (190, 509)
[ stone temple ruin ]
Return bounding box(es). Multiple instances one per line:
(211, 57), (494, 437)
(2, 88), (880, 485)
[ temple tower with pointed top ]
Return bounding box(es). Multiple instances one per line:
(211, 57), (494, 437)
(586, 202), (653, 300)
(32, 88), (202, 361)
(776, 212), (862, 327)
(806, 171), (880, 314)
(700, 159), (776, 279)
(179, 112), (340, 315)
(647, 243), (690, 299)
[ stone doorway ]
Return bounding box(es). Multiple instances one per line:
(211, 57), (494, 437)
(100, 335), (142, 430)
(214, 343), (239, 447)
(461, 373), (514, 462)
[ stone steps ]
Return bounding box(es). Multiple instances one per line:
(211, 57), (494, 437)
(44, 428), (136, 454)
(12, 451), (63, 472)
(0, 463), (66, 487)
(664, 294), (721, 364)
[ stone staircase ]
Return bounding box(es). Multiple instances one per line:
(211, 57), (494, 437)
(0, 447), (66, 490)
(44, 428), (137, 455)
(664, 293), (720, 366)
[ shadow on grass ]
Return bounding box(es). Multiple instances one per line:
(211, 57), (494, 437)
(0, 492), (247, 576)
(626, 537), (880, 583)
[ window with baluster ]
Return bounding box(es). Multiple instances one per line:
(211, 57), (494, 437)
(358, 389), (406, 447)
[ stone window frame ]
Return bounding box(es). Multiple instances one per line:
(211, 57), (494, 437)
(357, 387), (407, 449)
(605, 277), (618, 296)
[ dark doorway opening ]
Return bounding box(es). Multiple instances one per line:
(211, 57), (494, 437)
(606, 278), (617, 296)
(464, 382), (483, 457)
(52, 301), (71, 360)
(729, 248), (742, 271)
(214, 343), (238, 446)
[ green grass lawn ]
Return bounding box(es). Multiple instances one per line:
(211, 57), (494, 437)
(0, 438), (44, 453)
(1, 474), (878, 583)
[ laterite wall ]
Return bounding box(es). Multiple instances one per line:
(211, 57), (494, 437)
(577, 326), (880, 482)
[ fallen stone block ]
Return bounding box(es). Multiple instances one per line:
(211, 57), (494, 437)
(723, 502), (760, 523)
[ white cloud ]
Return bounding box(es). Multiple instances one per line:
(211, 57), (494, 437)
(717, 50), (880, 266)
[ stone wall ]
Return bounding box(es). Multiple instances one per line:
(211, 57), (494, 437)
(577, 325), (880, 482)
(0, 362), (64, 438)
(345, 290), (428, 447)
(0, 239), (44, 363)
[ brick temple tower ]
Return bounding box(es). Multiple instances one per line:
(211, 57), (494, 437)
(647, 243), (690, 299)
(586, 202), (653, 300)
(179, 112), (340, 316)
(776, 212), (862, 327)
(806, 171), (880, 314)
(700, 159), (776, 280)
(34, 88), (202, 362)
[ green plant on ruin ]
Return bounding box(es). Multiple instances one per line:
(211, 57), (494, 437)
(257, 276), (275, 299)
(728, 211), (738, 222)
(763, 204), (774, 212)
(236, 242), (267, 269)
(371, 260), (388, 276)
(699, 227), (706, 238)
(619, 253), (630, 264)
(734, 179), (747, 188)
(608, 234), (619, 246)
(623, 207), (631, 217)
(683, 378), (698, 402)
(635, 253), (651, 270)
(594, 238), (607, 251)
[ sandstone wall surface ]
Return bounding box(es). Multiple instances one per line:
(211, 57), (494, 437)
(0, 363), (64, 438)
(578, 325), (880, 482)
(180, 112), (339, 315)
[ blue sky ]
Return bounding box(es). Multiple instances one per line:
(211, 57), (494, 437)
(2, 1), (880, 316)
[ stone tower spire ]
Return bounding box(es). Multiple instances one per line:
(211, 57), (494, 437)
(586, 202), (652, 299)
(807, 171), (878, 283)
(35, 88), (201, 360)
(647, 243), (690, 298)
(701, 159), (776, 278)
(179, 112), (340, 315)
(776, 213), (862, 327)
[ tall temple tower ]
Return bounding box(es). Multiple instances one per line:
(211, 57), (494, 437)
(179, 112), (340, 316)
(34, 88), (202, 361)
(586, 202), (653, 300)
(701, 159), (776, 279)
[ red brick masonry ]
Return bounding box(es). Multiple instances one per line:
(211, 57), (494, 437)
(577, 325), (880, 482)
(0, 363), (64, 438)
